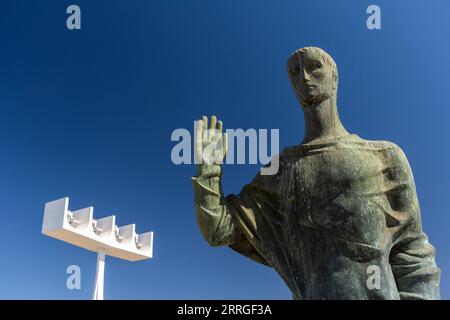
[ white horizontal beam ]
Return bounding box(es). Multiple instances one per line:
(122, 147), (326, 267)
(42, 197), (153, 261)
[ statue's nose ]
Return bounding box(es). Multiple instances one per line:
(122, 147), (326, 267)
(302, 68), (311, 82)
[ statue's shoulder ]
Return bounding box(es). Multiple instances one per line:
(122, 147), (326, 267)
(244, 151), (293, 192)
(353, 136), (401, 151)
(355, 137), (410, 166)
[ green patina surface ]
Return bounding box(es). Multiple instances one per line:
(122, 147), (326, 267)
(191, 47), (440, 300)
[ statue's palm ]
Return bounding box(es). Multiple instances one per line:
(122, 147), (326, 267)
(195, 115), (228, 166)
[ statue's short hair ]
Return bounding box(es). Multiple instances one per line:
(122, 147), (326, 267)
(289, 46), (339, 90)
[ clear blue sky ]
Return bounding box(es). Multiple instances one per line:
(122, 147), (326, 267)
(0, 0), (448, 299)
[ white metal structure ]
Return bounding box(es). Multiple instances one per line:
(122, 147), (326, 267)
(42, 197), (154, 300)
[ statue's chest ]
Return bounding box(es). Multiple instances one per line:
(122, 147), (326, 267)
(298, 146), (380, 190)
(287, 145), (386, 234)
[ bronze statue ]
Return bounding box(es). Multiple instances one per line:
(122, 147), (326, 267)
(191, 47), (440, 299)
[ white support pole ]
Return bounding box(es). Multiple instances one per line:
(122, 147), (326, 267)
(92, 250), (106, 300)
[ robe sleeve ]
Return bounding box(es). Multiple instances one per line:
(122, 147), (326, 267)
(226, 160), (287, 269)
(191, 163), (271, 266)
(226, 187), (275, 268)
(386, 143), (441, 300)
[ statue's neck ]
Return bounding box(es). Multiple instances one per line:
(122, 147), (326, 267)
(301, 97), (349, 144)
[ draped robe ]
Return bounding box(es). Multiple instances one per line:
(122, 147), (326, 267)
(192, 134), (440, 299)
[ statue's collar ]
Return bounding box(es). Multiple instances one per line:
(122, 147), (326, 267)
(300, 133), (360, 148)
(282, 134), (362, 155)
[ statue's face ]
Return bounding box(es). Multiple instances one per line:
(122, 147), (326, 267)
(287, 47), (337, 107)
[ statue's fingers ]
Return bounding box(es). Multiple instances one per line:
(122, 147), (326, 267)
(217, 120), (223, 135)
(202, 116), (208, 140)
(223, 132), (228, 157)
(196, 119), (203, 141)
(195, 120), (203, 161)
(210, 115), (217, 139)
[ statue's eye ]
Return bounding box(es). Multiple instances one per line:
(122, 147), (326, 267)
(310, 62), (322, 71)
(290, 65), (300, 75)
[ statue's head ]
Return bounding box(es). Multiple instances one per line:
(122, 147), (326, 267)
(287, 47), (338, 107)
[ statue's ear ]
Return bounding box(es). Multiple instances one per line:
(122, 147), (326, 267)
(332, 72), (338, 92)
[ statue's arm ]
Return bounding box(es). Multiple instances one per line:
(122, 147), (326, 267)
(191, 116), (270, 266)
(192, 163), (271, 267)
(191, 163), (241, 247)
(387, 144), (441, 299)
(191, 115), (245, 247)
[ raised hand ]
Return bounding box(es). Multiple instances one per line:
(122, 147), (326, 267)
(195, 115), (228, 168)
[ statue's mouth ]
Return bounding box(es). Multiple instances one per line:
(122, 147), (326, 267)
(300, 83), (316, 91)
